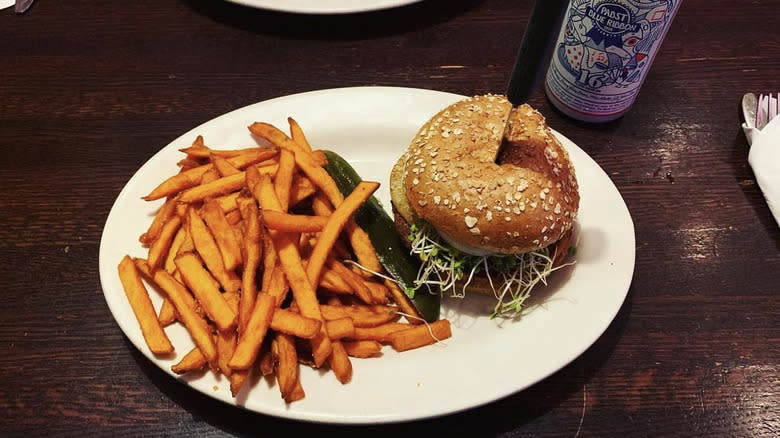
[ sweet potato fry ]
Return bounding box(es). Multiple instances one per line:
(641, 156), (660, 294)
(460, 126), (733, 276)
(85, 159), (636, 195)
(345, 220), (383, 274)
(260, 232), (278, 294)
(288, 174), (317, 206)
(272, 231), (332, 367)
(318, 268), (353, 294)
(158, 298), (178, 326)
(288, 117), (312, 152)
(153, 269), (218, 368)
(225, 209), (242, 226)
(179, 171), (247, 203)
(147, 214), (182, 270)
(179, 134), (207, 156)
(216, 328), (236, 377)
(249, 122), (312, 159)
(274, 148), (296, 212)
(320, 304), (400, 327)
(177, 156), (204, 170)
(342, 340), (383, 358)
(349, 322), (411, 341)
(117, 255), (174, 355)
(310, 150), (327, 165)
(163, 226), (188, 275)
(175, 252), (238, 333)
(262, 210), (329, 233)
(171, 347), (208, 374)
(248, 122), (338, 200)
(384, 279), (425, 324)
(217, 291), (240, 377)
(270, 308), (322, 339)
(187, 208), (241, 293)
(180, 144), (262, 159)
(328, 341), (352, 384)
(140, 197), (177, 245)
(201, 198), (243, 272)
(265, 264), (290, 307)
(133, 257), (201, 319)
(306, 181), (379, 287)
(145, 148), (277, 201)
(200, 166), (221, 185)
(143, 165), (213, 201)
(229, 293), (275, 370)
(286, 379), (306, 403)
(386, 319), (452, 352)
(212, 154), (241, 176)
(364, 281), (390, 304)
(249, 169), (283, 212)
(237, 197), (262, 331)
(309, 192), (379, 273)
(273, 333), (300, 402)
(258, 343), (275, 376)
(328, 259), (374, 304)
(325, 317), (355, 340)
(229, 370), (249, 397)
(215, 191), (241, 214)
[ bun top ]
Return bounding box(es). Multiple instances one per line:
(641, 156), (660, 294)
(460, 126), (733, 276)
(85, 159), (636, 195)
(399, 94), (579, 255)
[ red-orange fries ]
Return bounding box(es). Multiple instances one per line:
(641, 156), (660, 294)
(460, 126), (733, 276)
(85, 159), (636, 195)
(118, 118), (450, 402)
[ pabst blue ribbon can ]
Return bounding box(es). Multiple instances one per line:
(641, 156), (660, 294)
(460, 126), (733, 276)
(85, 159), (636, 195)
(544, 0), (683, 122)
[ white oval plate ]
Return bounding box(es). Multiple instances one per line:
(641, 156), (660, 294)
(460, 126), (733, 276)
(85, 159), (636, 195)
(224, 0), (420, 14)
(99, 86), (635, 424)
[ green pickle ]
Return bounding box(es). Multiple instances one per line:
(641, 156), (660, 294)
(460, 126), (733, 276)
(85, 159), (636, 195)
(321, 150), (440, 322)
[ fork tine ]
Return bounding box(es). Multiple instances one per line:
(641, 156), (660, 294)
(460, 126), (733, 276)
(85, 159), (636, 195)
(776, 92), (780, 120)
(770, 93), (779, 123)
(757, 94), (765, 129)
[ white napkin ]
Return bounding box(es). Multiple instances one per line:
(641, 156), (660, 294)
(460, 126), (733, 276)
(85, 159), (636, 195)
(0, 0), (14, 10)
(744, 116), (780, 226)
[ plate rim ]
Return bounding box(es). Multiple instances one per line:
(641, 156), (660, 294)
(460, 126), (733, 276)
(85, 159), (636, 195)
(222, 0), (422, 15)
(99, 86), (635, 424)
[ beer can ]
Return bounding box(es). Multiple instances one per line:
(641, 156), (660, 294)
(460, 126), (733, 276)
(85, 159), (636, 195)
(544, 0), (683, 122)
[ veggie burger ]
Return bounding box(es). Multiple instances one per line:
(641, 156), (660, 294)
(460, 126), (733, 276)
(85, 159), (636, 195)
(389, 94), (580, 317)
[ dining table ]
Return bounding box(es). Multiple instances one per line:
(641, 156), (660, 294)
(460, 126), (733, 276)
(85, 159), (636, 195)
(1, 0), (778, 436)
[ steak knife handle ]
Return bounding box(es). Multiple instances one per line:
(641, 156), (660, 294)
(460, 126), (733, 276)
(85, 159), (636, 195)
(506, 0), (569, 106)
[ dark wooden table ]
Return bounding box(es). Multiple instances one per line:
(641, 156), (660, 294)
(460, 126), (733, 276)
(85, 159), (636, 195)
(2, 0), (778, 436)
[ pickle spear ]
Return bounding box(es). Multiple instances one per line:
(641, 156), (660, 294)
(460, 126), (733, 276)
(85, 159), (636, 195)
(321, 150), (441, 322)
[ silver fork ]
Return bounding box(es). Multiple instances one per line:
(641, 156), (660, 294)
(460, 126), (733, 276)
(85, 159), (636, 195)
(756, 93), (780, 130)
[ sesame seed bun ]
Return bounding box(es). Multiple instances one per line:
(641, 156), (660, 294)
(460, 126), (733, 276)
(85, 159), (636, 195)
(391, 94), (579, 255)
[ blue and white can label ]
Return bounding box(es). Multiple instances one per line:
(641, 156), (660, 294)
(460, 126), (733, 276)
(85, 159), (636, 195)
(545, 0), (682, 122)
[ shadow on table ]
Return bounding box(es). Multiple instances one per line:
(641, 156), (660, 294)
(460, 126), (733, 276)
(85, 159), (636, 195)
(181, 0), (485, 40)
(129, 282), (633, 437)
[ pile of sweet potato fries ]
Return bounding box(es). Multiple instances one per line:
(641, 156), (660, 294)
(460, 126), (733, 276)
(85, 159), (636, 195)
(117, 118), (451, 402)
